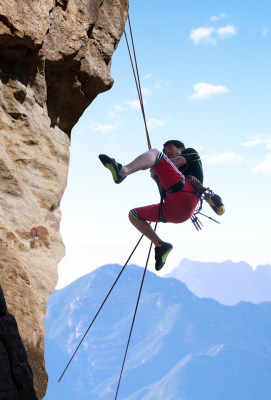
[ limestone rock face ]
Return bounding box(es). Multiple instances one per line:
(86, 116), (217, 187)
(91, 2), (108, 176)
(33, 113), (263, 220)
(0, 0), (129, 398)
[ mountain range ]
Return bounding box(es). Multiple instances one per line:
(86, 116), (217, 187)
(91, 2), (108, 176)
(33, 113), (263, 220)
(44, 264), (271, 400)
(167, 259), (271, 305)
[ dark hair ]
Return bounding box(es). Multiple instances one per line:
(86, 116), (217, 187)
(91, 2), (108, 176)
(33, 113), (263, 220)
(163, 140), (185, 152)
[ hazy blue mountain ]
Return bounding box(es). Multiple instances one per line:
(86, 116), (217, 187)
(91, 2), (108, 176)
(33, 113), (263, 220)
(44, 264), (271, 400)
(167, 259), (271, 305)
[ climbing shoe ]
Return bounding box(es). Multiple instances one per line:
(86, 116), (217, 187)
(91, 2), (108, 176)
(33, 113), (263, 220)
(155, 241), (173, 271)
(98, 154), (126, 184)
(186, 176), (206, 196)
(205, 192), (225, 216)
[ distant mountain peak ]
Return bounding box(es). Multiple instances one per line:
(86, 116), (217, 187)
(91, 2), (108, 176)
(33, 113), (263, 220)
(167, 259), (271, 305)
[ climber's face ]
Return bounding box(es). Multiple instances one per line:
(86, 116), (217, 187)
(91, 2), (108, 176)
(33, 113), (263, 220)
(163, 144), (183, 159)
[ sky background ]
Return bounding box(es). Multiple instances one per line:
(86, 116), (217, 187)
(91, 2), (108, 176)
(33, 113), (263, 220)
(57, 0), (271, 288)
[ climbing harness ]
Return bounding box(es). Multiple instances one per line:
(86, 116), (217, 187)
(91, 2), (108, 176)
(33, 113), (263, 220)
(58, 13), (224, 398)
(158, 175), (224, 228)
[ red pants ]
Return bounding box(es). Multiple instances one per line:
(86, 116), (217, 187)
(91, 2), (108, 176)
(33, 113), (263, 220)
(131, 153), (200, 223)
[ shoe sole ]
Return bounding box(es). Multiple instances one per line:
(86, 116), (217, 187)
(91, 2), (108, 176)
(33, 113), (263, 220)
(99, 154), (124, 184)
(205, 195), (225, 216)
(155, 245), (173, 271)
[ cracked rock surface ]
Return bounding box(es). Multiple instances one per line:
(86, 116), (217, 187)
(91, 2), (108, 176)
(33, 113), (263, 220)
(0, 0), (128, 398)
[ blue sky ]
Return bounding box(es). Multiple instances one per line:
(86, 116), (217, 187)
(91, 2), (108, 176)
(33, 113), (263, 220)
(57, 0), (271, 288)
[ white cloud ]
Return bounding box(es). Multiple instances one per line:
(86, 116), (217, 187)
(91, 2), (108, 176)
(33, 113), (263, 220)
(190, 23), (237, 45)
(114, 104), (125, 111)
(114, 100), (142, 111)
(242, 137), (263, 147)
(114, 100), (140, 111)
(242, 136), (271, 175)
(154, 80), (168, 90)
(108, 111), (117, 118)
(143, 73), (152, 80)
(242, 135), (271, 149)
(90, 122), (119, 134)
(141, 87), (152, 96)
(147, 118), (166, 131)
(217, 24), (237, 39)
(190, 27), (215, 45)
(210, 13), (227, 22)
(189, 82), (229, 101)
(123, 99), (141, 110)
(202, 152), (244, 166)
(262, 28), (269, 37)
(72, 127), (82, 135)
(253, 154), (271, 174)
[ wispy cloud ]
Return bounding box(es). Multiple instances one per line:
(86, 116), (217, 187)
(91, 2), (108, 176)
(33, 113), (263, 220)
(242, 136), (271, 174)
(202, 152), (244, 166)
(253, 154), (271, 175)
(108, 111), (117, 118)
(114, 104), (125, 111)
(189, 82), (229, 101)
(217, 24), (237, 39)
(143, 73), (152, 80)
(154, 80), (168, 90)
(141, 87), (152, 96)
(123, 100), (141, 110)
(190, 24), (237, 45)
(90, 122), (119, 134)
(242, 135), (271, 149)
(114, 99), (141, 111)
(210, 13), (227, 22)
(262, 27), (269, 37)
(190, 27), (215, 45)
(147, 118), (166, 131)
(72, 127), (82, 135)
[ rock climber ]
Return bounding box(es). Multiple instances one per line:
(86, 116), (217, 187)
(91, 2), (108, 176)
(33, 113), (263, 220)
(99, 140), (203, 271)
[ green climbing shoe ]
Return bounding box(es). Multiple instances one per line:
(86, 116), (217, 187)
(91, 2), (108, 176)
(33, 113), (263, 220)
(155, 241), (173, 271)
(99, 154), (126, 184)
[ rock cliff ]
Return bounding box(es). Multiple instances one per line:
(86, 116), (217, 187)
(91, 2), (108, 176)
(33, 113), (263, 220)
(0, 286), (38, 400)
(0, 0), (129, 398)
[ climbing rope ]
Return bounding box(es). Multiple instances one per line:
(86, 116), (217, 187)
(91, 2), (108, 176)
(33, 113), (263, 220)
(58, 12), (220, 397)
(125, 14), (152, 150)
(59, 15), (155, 396)
(113, 15), (156, 398)
(58, 233), (144, 383)
(114, 229), (155, 399)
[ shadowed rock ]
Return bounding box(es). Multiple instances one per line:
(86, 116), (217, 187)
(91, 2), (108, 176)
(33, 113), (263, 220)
(0, 285), (38, 400)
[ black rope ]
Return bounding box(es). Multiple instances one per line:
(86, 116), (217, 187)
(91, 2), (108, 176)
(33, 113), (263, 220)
(124, 31), (141, 106)
(199, 212), (221, 224)
(112, 16), (157, 398)
(125, 14), (152, 150)
(59, 12), (156, 392)
(58, 234), (144, 383)
(115, 223), (157, 399)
